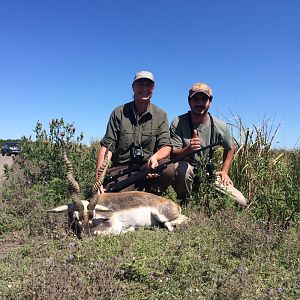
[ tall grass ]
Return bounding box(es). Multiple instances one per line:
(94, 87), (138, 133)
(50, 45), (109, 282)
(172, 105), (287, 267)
(229, 115), (299, 229)
(0, 118), (299, 299)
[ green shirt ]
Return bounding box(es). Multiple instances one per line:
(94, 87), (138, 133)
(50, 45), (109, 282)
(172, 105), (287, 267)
(170, 112), (233, 165)
(101, 100), (171, 166)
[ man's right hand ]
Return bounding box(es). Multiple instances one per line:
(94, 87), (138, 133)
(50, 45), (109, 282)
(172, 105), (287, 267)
(98, 186), (106, 194)
(188, 129), (201, 152)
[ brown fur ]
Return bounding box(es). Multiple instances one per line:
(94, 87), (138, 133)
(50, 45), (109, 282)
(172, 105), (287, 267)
(96, 191), (181, 221)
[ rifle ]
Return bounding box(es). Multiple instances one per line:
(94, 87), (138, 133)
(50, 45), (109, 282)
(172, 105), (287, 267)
(106, 137), (223, 193)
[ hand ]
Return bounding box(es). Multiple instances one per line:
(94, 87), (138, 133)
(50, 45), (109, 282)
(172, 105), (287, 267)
(146, 155), (159, 179)
(147, 155), (159, 169)
(189, 129), (201, 152)
(97, 186), (106, 194)
(216, 171), (233, 186)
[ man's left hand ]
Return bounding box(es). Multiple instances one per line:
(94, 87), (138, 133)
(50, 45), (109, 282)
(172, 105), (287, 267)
(146, 156), (159, 179)
(216, 171), (233, 186)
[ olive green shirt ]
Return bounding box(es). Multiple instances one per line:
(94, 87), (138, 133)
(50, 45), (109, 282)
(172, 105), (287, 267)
(170, 112), (233, 165)
(101, 101), (171, 166)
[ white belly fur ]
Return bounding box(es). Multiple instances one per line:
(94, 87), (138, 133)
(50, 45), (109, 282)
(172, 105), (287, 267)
(94, 207), (164, 234)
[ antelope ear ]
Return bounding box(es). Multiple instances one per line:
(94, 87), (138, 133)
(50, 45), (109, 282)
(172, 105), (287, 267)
(94, 204), (113, 212)
(47, 205), (69, 213)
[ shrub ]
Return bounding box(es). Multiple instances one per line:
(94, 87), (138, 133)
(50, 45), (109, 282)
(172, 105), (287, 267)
(0, 119), (100, 236)
(229, 115), (300, 229)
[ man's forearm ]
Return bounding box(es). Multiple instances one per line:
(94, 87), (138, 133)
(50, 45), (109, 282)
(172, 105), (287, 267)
(221, 146), (234, 174)
(152, 146), (171, 161)
(171, 146), (192, 159)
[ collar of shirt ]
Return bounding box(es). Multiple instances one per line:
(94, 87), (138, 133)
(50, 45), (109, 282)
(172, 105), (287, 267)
(124, 100), (154, 120)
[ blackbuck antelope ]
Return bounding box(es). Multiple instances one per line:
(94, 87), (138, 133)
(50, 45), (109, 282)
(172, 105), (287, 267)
(48, 146), (188, 237)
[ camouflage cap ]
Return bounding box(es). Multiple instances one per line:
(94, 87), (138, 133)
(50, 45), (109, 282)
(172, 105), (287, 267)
(188, 82), (213, 99)
(133, 70), (155, 83)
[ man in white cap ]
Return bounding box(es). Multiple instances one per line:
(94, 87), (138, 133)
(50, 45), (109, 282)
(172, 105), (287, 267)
(170, 82), (248, 206)
(96, 71), (174, 193)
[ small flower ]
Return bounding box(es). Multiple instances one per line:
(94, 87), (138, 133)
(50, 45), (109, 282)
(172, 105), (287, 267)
(293, 283), (299, 289)
(68, 242), (77, 249)
(45, 258), (53, 267)
(66, 254), (75, 263)
(119, 269), (125, 276)
(276, 287), (284, 294)
(267, 288), (273, 296)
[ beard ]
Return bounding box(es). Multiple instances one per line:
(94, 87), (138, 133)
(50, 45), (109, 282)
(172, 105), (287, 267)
(192, 106), (207, 115)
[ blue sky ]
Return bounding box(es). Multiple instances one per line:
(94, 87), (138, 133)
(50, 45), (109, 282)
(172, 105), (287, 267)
(1, 0), (299, 149)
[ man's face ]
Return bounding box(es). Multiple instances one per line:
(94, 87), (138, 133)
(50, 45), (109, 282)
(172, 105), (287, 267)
(189, 93), (212, 115)
(133, 78), (154, 102)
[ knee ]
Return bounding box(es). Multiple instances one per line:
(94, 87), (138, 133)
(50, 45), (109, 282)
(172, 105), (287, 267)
(175, 161), (194, 180)
(161, 163), (175, 181)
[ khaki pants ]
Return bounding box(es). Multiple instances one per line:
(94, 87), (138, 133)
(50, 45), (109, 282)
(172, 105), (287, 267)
(173, 161), (248, 207)
(105, 159), (175, 194)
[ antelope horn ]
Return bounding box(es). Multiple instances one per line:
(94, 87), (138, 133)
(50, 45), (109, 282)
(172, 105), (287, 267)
(88, 145), (111, 211)
(61, 139), (84, 211)
(92, 145), (111, 195)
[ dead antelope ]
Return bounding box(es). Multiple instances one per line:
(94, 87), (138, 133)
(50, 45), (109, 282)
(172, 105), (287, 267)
(48, 145), (188, 237)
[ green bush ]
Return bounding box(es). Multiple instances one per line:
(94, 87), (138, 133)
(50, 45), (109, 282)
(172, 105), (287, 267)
(11, 118), (99, 200)
(0, 119), (99, 235)
(0, 211), (24, 235)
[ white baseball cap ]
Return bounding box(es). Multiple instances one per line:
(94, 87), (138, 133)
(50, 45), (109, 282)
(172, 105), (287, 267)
(133, 70), (155, 83)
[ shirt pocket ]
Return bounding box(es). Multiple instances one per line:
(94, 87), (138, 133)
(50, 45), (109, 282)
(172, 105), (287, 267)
(141, 129), (159, 151)
(119, 128), (134, 150)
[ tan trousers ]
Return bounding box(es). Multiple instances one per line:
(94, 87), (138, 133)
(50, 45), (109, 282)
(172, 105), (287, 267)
(173, 161), (248, 207)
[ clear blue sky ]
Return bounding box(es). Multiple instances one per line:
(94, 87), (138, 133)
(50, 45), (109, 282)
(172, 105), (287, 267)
(1, 0), (299, 149)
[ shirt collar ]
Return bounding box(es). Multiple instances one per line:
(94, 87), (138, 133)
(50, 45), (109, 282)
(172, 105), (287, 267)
(125, 100), (154, 117)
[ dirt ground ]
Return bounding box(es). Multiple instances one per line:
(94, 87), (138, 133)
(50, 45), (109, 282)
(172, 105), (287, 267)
(0, 156), (13, 184)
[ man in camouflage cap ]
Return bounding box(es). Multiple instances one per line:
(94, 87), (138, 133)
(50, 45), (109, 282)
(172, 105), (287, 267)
(170, 82), (248, 206)
(96, 71), (174, 193)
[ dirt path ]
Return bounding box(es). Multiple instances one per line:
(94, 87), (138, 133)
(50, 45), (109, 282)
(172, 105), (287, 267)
(0, 156), (25, 261)
(0, 156), (13, 184)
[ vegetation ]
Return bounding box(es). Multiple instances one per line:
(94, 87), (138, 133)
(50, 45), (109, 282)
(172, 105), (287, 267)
(0, 139), (23, 147)
(0, 118), (299, 299)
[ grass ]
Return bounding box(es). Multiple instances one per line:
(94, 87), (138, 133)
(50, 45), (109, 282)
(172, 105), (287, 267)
(0, 118), (299, 299)
(0, 210), (299, 299)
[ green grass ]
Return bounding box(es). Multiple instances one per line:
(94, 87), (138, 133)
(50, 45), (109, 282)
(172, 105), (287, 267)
(0, 118), (299, 299)
(0, 210), (299, 299)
